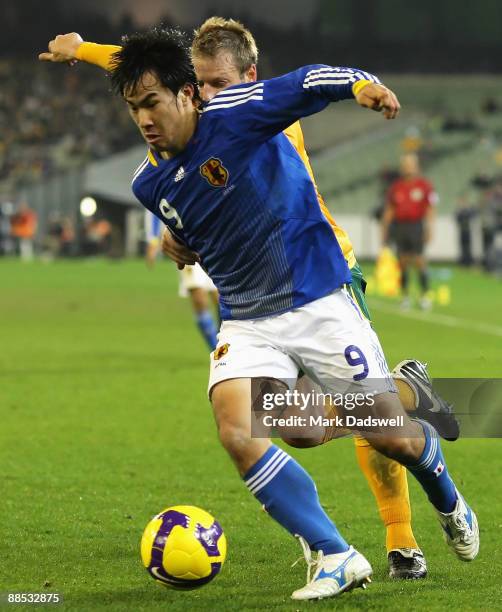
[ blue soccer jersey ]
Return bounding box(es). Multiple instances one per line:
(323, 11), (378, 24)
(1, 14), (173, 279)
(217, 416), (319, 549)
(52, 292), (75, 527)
(132, 65), (380, 320)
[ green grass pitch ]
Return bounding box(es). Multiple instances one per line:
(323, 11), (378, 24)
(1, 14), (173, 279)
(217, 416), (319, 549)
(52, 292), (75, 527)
(1, 258), (500, 611)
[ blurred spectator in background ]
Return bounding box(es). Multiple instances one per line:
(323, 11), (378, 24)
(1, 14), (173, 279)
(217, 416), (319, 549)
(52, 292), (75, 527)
(373, 164), (400, 223)
(82, 216), (112, 256)
(60, 216), (75, 257)
(43, 212), (64, 259)
(455, 194), (476, 267)
(0, 60), (138, 194)
(42, 212), (75, 258)
(479, 177), (502, 272)
(381, 153), (438, 310)
(481, 97), (500, 115)
(10, 201), (37, 260)
(0, 201), (16, 254)
(441, 114), (478, 132)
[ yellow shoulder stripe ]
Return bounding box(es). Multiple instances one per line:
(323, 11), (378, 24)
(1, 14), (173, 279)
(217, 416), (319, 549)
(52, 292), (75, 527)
(147, 150), (158, 167)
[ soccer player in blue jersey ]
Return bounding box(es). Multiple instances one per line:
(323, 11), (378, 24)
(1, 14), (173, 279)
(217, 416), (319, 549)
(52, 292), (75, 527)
(40, 28), (479, 601)
(41, 29), (427, 580)
(144, 209), (219, 350)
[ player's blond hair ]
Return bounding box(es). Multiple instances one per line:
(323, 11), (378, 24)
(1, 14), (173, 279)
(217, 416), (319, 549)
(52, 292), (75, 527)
(192, 17), (259, 75)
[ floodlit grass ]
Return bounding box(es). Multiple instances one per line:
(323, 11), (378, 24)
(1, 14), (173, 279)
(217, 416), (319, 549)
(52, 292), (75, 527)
(1, 259), (500, 610)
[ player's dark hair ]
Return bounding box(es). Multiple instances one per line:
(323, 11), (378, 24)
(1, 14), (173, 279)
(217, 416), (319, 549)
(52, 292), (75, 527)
(110, 27), (199, 100)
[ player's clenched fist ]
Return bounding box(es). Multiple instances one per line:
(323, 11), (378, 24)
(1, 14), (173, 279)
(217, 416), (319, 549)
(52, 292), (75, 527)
(355, 82), (400, 119)
(38, 32), (83, 64)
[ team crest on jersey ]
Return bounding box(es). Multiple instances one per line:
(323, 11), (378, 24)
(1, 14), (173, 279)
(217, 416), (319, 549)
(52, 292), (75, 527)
(214, 343), (230, 360)
(200, 158), (229, 187)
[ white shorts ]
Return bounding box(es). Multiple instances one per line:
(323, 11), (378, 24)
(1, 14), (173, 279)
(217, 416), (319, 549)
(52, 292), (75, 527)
(208, 289), (395, 397)
(178, 263), (217, 298)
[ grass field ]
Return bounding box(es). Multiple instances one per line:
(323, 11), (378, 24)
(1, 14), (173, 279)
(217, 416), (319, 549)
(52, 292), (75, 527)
(1, 258), (501, 611)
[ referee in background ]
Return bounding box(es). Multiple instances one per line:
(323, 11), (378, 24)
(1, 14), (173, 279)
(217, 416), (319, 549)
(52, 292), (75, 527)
(382, 153), (437, 310)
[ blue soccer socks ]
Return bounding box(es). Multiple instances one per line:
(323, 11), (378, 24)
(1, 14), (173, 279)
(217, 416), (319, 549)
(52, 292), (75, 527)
(405, 419), (458, 513)
(195, 309), (218, 350)
(244, 445), (349, 554)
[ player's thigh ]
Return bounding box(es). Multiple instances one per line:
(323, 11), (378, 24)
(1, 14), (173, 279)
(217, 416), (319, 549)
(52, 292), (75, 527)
(211, 376), (288, 434)
(210, 377), (272, 474)
(189, 287), (209, 312)
(395, 222), (415, 260)
(292, 289), (395, 396)
(283, 374), (350, 447)
(209, 290), (219, 308)
(211, 377), (252, 436)
(409, 223), (425, 259)
(208, 319), (298, 397)
(208, 319), (298, 471)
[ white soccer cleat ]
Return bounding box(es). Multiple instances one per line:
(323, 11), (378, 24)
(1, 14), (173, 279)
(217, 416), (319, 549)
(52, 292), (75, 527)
(436, 489), (479, 561)
(291, 537), (372, 601)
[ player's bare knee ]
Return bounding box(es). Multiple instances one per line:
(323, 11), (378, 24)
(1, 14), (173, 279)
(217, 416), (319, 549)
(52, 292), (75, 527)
(216, 420), (272, 476)
(281, 434), (324, 449)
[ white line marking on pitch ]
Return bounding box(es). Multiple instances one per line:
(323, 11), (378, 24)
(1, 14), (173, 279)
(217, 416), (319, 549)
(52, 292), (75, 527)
(369, 298), (502, 338)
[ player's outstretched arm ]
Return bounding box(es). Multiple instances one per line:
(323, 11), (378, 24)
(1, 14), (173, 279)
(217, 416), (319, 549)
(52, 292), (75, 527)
(39, 33), (120, 71)
(204, 65), (401, 149)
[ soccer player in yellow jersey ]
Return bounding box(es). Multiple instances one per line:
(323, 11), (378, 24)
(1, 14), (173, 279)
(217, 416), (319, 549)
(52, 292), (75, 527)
(40, 19), (458, 580)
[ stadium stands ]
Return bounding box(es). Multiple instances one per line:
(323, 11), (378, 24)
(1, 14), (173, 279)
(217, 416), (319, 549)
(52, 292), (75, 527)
(304, 76), (502, 215)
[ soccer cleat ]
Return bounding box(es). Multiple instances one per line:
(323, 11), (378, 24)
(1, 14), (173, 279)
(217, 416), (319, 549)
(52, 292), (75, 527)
(400, 296), (412, 310)
(392, 359), (460, 441)
(291, 537), (372, 601)
(436, 489), (479, 562)
(388, 548), (427, 579)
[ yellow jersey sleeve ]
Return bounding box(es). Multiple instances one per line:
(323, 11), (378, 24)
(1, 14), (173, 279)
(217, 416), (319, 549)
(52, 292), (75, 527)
(76, 42), (122, 71)
(283, 122), (357, 269)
